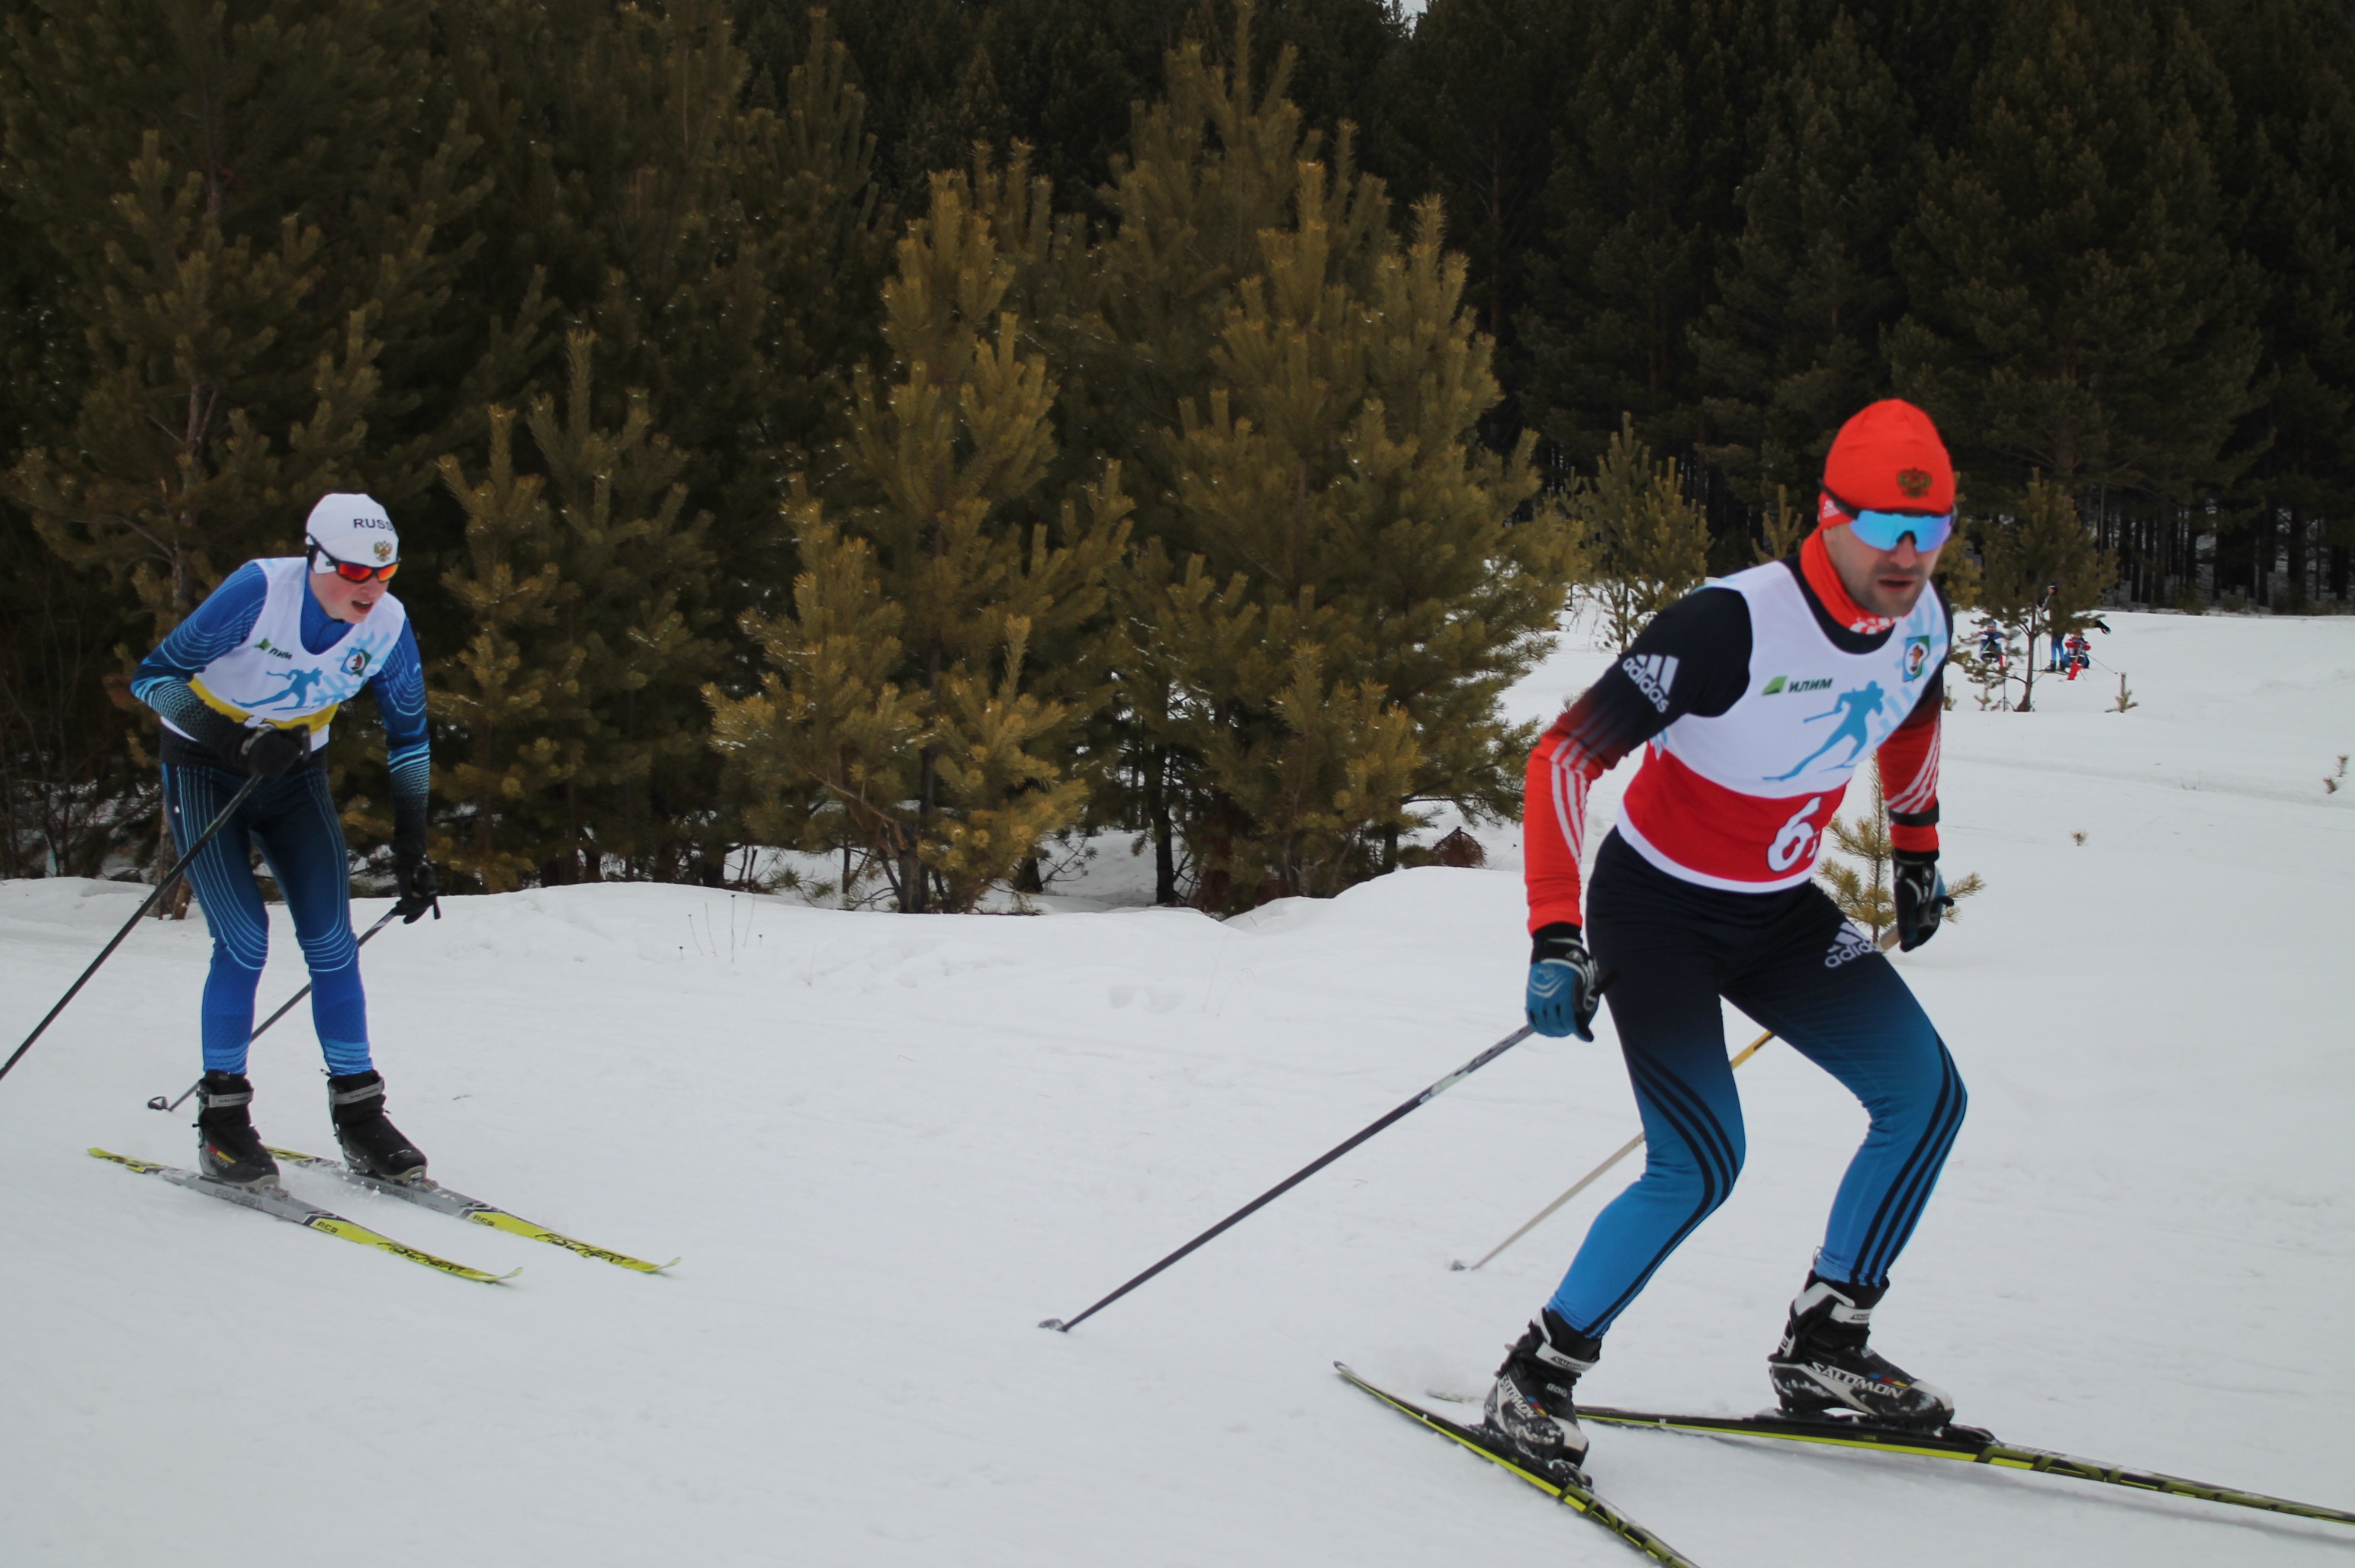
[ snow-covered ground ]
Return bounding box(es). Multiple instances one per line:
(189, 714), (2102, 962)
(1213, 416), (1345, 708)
(4, 608), (2350, 1566)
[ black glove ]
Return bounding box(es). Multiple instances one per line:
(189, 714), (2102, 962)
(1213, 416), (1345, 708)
(1526, 924), (1602, 1040)
(1893, 850), (1952, 952)
(236, 726), (311, 777)
(393, 837), (441, 924)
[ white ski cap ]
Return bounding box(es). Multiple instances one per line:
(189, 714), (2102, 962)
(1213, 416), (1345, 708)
(304, 492), (399, 571)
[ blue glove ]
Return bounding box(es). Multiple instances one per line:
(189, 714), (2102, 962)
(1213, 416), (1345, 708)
(1527, 924), (1600, 1040)
(1892, 851), (1951, 952)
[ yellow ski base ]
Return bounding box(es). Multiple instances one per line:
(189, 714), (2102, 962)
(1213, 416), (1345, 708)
(266, 1145), (676, 1273)
(1336, 1364), (1705, 1567)
(1580, 1405), (2355, 1529)
(466, 1207), (677, 1272)
(91, 1149), (519, 1284)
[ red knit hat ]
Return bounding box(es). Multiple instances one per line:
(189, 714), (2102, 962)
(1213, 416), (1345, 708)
(1820, 399), (1954, 516)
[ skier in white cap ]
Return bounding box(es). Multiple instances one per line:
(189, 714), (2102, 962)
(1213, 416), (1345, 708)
(130, 493), (439, 1189)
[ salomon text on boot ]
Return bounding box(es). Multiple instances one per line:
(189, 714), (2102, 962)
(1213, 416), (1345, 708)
(1484, 1309), (1600, 1482)
(1768, 1272), (1954, 1430)
(326, 1070), (427, 1182)
(195, 1072), (281, 1189)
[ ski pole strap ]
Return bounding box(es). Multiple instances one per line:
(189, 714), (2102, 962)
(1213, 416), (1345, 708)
(2, 771), (264, 1088)
(1039, 982), (1614, 1336)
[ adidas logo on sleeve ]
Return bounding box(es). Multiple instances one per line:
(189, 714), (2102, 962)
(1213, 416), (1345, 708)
(1621, 654), (1679, 713)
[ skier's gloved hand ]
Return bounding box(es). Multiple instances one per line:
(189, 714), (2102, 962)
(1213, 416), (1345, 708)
(1527, 924), (1601, 1040)
(393, 831), (440, 924)
(236, 725), (310, 777)
(1893, 850), (1951, 952)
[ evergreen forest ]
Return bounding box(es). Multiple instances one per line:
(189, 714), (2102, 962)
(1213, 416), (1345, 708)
(5, 0), (2353, 909)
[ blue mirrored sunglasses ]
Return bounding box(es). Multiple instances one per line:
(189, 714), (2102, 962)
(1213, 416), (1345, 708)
(1844, 506), (1953, 552)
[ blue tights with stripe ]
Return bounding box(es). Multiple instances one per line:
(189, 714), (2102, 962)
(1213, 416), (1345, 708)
(1547, 831), (1965, 1337)
(163, 761), (373, 1077)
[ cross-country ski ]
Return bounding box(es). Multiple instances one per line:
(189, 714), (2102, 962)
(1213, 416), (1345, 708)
(88, 1149), (518, 1284)
(1575, 1405), (2355, 1528)
(1337, 1364), (1704, 1567)
(265, 1145), (676, 1273)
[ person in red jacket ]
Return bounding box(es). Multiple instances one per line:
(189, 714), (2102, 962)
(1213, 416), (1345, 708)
(1486, 401), (1965, 1484)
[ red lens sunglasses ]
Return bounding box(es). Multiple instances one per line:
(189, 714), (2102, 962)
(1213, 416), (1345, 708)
(315, 550), (399, 583)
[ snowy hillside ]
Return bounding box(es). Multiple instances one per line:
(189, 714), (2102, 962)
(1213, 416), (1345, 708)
(4, 609), (2350, 1566)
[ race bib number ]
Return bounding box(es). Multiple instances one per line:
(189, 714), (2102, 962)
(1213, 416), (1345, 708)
(1766, 795), (1826, 872)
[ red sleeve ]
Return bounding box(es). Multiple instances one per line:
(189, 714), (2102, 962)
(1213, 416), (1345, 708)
(1878, 690), (1942, 856)
(1524, 716), (1605, 932)
(1524, 589), (1756, 932)
(1524, 686), (1657, 932)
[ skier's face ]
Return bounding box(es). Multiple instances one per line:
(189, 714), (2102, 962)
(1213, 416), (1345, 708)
(309, 566), (388, 623)
(1823, 522), (1941, 619)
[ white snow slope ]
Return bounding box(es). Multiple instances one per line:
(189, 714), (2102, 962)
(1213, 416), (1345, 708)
(4, 609), (2351, 1567)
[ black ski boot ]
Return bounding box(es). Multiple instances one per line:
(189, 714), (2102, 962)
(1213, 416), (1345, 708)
(1483, 1308), (1600, 1483)
(327, 1070), (427, 1182)
(195, 1072), (281, 1189)
(1768, 1271), (1954, 1429)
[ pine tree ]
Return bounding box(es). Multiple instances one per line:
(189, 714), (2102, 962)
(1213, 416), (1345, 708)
(1971, 471), (2112, 713)
(1145, 563), (1425, 907)
(1817, 765), (1897, 940)
(433, 332), (721, 891)
(1888, 0), (2263, 512)
(1752, 484), (1810, 564)
(1146, 182), (1576, 901)
(1520, 0), (1766, 466)
(0, 0), (512, 894)
(1692, 11), (1914, 509)
(1820, 759), (1984, 941)
(0, 520), (152, 879)
(1062, 11), (1582, 906)
(790, 0), (1404, 219)
(709, 167), (1129, 913)
(1060, 15), (1367, 903)
(448, 0), (888, 574)
(2195, 0), (2355, 606)
(0, 0), (496, 641)
(1364, 0), (1585, 436)
(1817, 753), (1987, 932)
(1578, 415), (1709, 651)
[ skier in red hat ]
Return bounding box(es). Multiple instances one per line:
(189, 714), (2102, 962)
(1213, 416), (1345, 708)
(1483, 400), (1964, 1484)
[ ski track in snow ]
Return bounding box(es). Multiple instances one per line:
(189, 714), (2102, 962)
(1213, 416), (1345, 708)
(3, 609), (2350, 1566)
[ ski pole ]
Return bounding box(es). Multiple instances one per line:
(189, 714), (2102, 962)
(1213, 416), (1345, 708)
(1454, 925), (1902, 1271)
(1040, 980), (1613, 1335)
(144, 903), (404, 1113)
(1, 773), (263, 1088)
(1453, 1027), (1773, 1273)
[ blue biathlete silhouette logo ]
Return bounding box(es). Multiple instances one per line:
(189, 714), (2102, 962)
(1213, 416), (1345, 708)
(1770, 680), (1886, 781)
(236, 666), (326, 712)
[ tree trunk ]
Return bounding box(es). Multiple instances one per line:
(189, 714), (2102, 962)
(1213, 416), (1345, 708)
(2254, 503), (2271, 607)
(1148, 746), (1177, 906)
